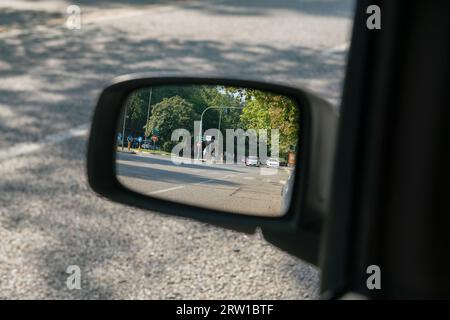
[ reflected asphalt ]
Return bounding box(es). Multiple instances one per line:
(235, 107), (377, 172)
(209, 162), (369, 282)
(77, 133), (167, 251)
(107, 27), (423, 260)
(116, 152), (292, 216)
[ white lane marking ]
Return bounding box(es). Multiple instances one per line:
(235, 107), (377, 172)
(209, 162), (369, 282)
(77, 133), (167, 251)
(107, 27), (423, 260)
(82, 11), (150, 24)
(0, 123), (90, 161)
(149, 185), (184, 195)
(148, 172), (234, 194)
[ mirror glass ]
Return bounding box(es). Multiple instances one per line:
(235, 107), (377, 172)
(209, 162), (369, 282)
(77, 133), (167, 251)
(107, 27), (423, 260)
(115, 84), (300, 217)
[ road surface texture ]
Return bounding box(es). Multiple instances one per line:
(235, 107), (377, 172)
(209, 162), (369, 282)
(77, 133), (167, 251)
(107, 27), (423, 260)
(0, 0), (354, 299)
(117, 152), (291, 216)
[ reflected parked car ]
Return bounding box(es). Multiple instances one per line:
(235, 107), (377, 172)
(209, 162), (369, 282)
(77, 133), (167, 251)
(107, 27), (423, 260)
(245, 156), (260, 167)
(266, 157), (280, 168)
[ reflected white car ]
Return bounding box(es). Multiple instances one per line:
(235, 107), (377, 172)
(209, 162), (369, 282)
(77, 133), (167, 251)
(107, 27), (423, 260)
(266, 158), (280, 168)
(245, 156), (260, 166)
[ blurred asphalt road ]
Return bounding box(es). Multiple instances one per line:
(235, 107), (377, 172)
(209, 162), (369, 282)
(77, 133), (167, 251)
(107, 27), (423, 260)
(0, 0), (354, 299)
(116, 152), (291, 216)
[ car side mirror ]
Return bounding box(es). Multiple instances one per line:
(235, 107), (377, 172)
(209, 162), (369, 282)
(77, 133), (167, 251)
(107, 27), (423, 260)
(87, 74), (338, 265)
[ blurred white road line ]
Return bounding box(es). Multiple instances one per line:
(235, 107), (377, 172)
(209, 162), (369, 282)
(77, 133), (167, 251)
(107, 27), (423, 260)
(149, 172), (234, 194)
(0, 6), (168, 39)
(149, 186), (184, 195)
(0, 123), (89, 161)
(81, 10), (151, 24)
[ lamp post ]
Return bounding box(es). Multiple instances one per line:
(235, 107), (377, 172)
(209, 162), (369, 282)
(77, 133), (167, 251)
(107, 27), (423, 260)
(121, 104), (128, 151)
(217, 109), (223, 155)
(144, 87), (153, 144)
(198, 106), (242, 160)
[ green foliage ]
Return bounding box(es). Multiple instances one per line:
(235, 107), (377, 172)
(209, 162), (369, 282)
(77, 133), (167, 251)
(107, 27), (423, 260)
(239, 90), (299, 156)
(119, 85), (300, 157)
(124, 90), (149, 136)
(145, 96), (195, 151)
(162, 141), (176, 152)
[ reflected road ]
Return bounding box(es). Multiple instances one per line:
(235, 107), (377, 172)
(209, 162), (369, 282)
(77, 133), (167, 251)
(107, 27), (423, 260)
(117, 152), (292, 216)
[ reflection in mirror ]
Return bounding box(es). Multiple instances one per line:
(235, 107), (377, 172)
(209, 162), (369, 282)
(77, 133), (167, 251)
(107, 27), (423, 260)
(115, 85), (299, 217)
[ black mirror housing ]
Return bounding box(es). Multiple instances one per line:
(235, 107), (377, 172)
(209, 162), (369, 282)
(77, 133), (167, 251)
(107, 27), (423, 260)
(87, 74), (338, 265)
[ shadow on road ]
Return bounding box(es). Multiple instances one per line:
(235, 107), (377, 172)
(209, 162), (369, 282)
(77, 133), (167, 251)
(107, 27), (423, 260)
(117, 152), (240, 173)
(0, 23), (346, 149)
(0, 9), (61, 29)
(117, 162), (238, 186)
